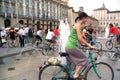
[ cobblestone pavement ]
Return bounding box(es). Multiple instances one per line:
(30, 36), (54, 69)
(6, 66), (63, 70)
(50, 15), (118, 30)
(0, 49), (120, 80)
(0, 48), (58, 80)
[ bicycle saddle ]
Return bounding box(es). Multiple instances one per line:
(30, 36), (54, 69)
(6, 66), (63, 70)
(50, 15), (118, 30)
(59, 52), (69, 57)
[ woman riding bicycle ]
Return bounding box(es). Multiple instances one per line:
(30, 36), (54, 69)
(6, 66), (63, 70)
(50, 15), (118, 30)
(65, 12), (95, 79)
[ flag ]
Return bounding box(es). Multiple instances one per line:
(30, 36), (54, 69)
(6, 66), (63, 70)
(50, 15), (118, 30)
(4, 12), (8, 19)
(10, 13), (13, 19)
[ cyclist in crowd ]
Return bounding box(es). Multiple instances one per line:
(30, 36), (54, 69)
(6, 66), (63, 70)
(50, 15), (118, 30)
(82, 22), (93, 45)
(53, 26), (59, 37)
(45, 28), (55, 47)
(36, 28), (43, 42)
(53, 26), (59, 42)
(86, 24), (94, 44)
(65, 12), (96, 79)
(109, 23), (120, 47)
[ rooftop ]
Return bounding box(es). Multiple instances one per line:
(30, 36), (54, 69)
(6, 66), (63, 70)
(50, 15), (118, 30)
(107, 10), (120, 13)
(94, 2), (108, 11)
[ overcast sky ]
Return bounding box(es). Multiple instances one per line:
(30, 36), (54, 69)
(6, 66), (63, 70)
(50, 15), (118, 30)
(68, 0), (120, 15)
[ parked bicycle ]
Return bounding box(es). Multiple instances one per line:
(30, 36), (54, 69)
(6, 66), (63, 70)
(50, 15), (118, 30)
(39, 49), (114, 80)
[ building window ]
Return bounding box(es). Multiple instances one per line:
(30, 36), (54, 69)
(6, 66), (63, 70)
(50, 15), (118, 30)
(104, 22), (105, 25)
(25, 0), (29, 5)
(107, 16), (109, 20)
(11, 0), (15, 2)
(18, 8), (23, 16)
(18, 0), (23, 4)
(5, 6), (9, 13)
(114, 16), (116, 19)
(104, 16), (105, 20)
(110, 16), (112, 19)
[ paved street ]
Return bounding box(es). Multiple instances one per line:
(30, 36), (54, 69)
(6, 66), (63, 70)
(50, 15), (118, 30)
(0, 45), (58, 80)
(0, 37), (120, 80)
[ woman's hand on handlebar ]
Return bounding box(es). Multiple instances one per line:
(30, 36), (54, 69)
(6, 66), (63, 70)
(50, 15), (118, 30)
(90, 45), (97, 50)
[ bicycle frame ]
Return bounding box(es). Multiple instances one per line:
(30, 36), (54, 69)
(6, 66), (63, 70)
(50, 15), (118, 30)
(53, 51), (102, 79)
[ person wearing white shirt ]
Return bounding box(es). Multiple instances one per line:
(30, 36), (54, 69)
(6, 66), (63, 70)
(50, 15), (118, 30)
(1, 28), (6, 47)
(46, 28), (54, 43)
(18, 26), (25, 48)
(36, 28), (42, 42)
(45, 28), (55, 48)
(24, 26), (29, 43)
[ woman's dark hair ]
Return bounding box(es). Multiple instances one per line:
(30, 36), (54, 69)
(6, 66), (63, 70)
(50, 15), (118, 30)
(109, 23), (113, 27)
(50, 28), (53, 31)
(75, 12), (88, 22)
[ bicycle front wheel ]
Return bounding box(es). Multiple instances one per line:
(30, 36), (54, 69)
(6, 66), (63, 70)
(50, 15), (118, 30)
(116, 47), (120, 52)
(105, 40), (113, 50)
(39, 64), (70, 80)
(85, 62), (114, 80)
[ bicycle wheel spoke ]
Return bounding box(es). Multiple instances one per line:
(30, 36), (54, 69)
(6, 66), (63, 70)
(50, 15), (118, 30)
(105, 41), (113, 50)
(85, 62), (114, 80)
(39, 64), (70, 80)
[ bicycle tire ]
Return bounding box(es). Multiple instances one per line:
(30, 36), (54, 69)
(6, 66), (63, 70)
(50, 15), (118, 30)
(39, 64), (70, 80)
(85, 62), (114, 80)
(105, 40), (113, 50)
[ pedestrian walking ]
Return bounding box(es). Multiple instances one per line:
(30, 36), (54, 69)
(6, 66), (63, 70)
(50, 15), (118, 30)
(9, 27), (17, 46)
(28, 26), (34, 43)
(24, 25), (29, 43)
(1, 27), (7, 48)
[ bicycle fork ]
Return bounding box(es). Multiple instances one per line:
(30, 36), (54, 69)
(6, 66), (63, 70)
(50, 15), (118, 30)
(89, 53), (102, 79)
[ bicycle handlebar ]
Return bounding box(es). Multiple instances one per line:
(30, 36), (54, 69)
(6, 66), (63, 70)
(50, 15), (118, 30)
(79, 47), (116, 53)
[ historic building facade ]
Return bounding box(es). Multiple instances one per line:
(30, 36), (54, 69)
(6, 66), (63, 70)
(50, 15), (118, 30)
(0, 0), (69, 29)
(68, 7), (99, 28)
(93, 3), (120, 27)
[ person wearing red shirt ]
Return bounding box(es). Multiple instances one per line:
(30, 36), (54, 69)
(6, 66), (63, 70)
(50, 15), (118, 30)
(53, 27), (59, 36)
(109, 23), (120, 47)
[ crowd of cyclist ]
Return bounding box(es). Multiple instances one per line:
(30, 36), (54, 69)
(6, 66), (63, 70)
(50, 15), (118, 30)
(0, 25), (59, 48)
